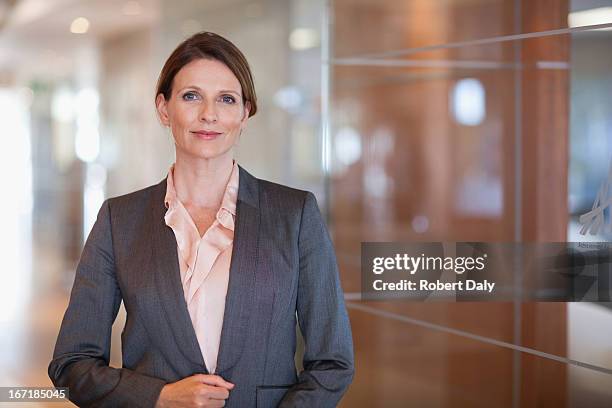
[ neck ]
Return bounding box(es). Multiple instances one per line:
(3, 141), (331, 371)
(172, 150), (234, 208)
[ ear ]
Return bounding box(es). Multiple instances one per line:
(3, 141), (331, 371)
(240, 101), (251, 127)
(156, 93), (170, 127)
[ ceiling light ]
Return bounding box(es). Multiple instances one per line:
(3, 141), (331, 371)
(70, 17), (90, 34)
(289, 28), (319, 50)
(450, 78), (486, 126)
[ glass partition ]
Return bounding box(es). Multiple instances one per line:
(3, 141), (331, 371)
(329, 0), (612, 406)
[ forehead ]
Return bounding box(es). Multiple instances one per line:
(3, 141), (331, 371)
(173, 58), (242, 92)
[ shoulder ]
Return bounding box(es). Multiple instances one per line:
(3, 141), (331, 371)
(104, 179), (165, 217)
(255, 177), (318, 214)
(238, 165), (323, 217)
(257, 177), (308, 201)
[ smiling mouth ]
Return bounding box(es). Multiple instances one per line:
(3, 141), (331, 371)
(192, 130), (222, 139)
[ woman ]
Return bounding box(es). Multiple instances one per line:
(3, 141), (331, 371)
(48, 32), (354, 408)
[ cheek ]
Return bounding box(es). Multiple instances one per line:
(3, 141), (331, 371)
(169, 105), (198, 129)
(220, 110), (245, 130)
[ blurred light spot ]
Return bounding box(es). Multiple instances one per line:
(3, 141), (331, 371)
(411, 215), (429, 234)
(84, 164), (106, 238)
(86, 163), (107, 189)
(74, 88), (100, 163)
(51, 86), (75, 123)
(455, 174), (502, 217)
(536, 61), (570, 70)
(569, 7), (612, 30)
(273, 86), (303, 112)
(450, 78), (486, 126)
(0, 89), (32, 323)
(75, 132), (99, 162)
(19, 87), (34, 108)
(77, 87), (99, 110)
(84, 185), (104, 236)
(70, 17), (90, 34)
(122, 1), (142, 16)
(334, 126), (362, 167)
(289, 28), (319, 50)
(364, 165), (390, 198)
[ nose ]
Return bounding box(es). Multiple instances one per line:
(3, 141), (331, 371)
(199, 101), (218, 123)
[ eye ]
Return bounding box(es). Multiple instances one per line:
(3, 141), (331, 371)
(182, 91), (200, 101)
(220, 95), (236, 104)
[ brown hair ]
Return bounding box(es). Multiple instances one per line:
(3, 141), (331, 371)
(155, 31), (257, 117)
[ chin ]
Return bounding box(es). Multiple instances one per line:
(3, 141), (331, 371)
(188, 147), (232, 161)
(175, 139), (234, 161)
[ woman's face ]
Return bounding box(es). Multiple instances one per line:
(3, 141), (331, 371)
(156, 58), (250, 162)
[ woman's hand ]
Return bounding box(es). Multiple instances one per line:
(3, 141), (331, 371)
(155, 374), (235, 407)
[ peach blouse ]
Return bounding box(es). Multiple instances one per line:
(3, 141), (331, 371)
(163, 161), (239, 374)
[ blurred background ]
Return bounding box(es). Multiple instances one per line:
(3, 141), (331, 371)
(1, 0), (611, 407)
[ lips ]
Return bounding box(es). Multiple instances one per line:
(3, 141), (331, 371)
(192, 130), (222, 140)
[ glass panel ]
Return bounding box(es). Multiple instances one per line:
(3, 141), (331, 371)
(344, 304), (612, 407)
(330, 14), (612, 376)
(333, 0), (612, 59)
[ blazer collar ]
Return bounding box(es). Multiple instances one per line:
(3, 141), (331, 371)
(148, 163), (260, 375)
(236, 164), (259, 209)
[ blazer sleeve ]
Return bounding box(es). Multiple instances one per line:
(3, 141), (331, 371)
(279, 192), (355, 408)
(48, 199), (167, 408)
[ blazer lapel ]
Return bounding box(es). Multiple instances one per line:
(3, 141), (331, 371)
(149, 179), (207, 371)
(215, 165), (260, 375)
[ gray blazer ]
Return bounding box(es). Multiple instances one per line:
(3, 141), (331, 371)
(48, 165), (354, 407)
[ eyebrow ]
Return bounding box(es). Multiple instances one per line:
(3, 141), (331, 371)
(179, 85), (241, 96)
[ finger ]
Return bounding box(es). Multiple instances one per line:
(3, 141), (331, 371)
(195, 374), (235, 389)
(206, 399), (226, 408)
(203, 386), (230, 400)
